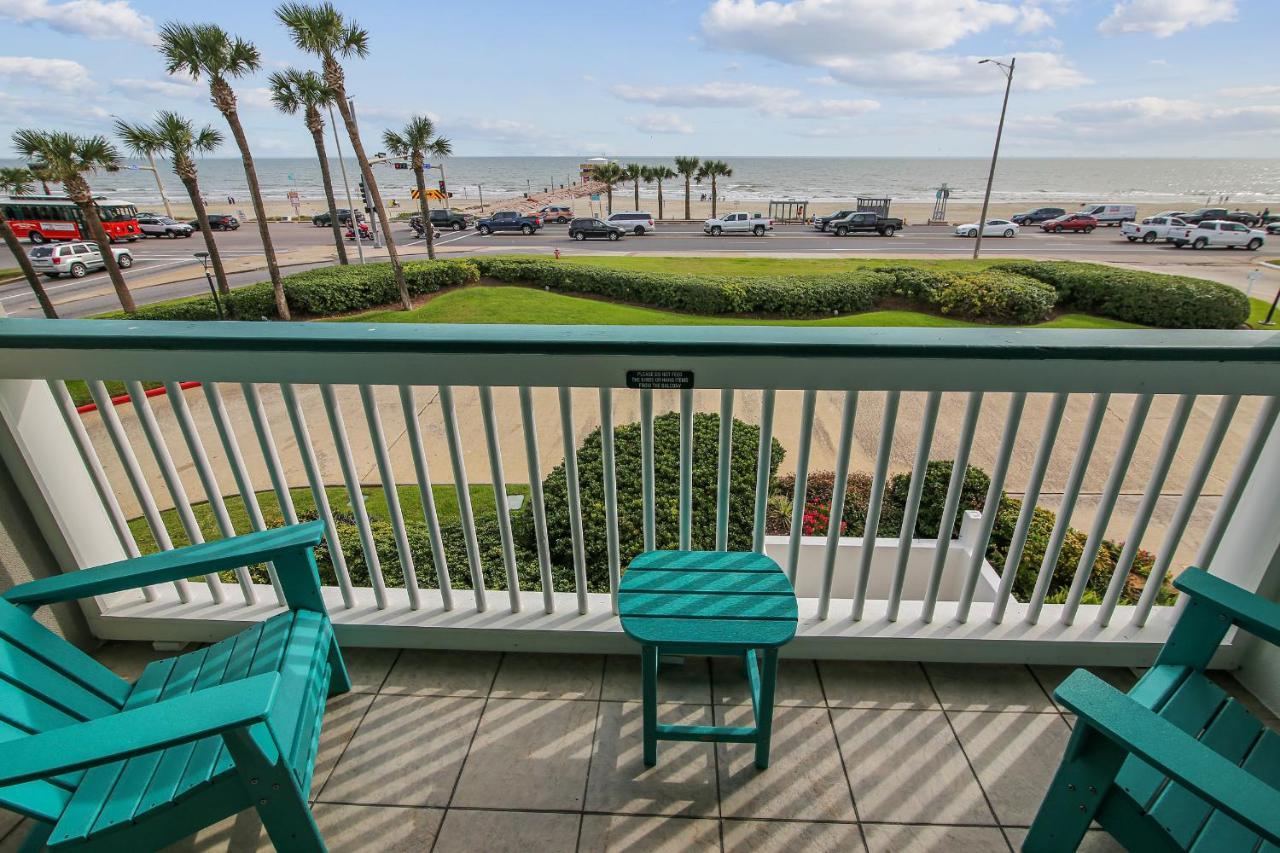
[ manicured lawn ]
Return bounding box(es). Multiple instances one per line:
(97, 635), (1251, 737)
(340, 285), (1142, 329)
(556, 255), (1004, 276)
(0, 267), (19, 283)
(129, 482), (530, 554)
(1248, 295), (1278, 326)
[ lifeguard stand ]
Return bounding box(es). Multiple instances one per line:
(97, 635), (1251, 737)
(929, 184), (951, 224)
(856, 197), (892, 217)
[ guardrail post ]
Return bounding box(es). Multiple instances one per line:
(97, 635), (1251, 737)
(0, 379), (127, 615)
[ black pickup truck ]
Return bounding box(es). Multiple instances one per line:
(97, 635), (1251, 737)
(830, 212), (904, 237)
(411, 209), (473, 234)
(476, 210), (541, 235)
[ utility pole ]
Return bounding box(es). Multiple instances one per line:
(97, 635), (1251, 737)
(478, 184), (485, 212)
(973, 56), (1015, 261)
(146, 152), (174, 219)
(328, 102), (364, 264)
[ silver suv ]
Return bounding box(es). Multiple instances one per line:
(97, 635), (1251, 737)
(137, 214), (193, 238)
(28, 241), (134, 278)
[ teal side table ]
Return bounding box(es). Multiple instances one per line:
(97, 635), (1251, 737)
(618, 549), (799, 769)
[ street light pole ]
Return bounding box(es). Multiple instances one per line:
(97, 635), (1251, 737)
(328, 101), (364, 265)
(194, 252), (223, 319)
(973, 56), (1015, 261)
(147, 151), (174, 219)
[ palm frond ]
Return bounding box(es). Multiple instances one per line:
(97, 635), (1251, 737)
(0, 167), (35, 196)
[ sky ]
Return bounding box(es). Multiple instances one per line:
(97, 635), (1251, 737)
(0, 0), (1276, 159)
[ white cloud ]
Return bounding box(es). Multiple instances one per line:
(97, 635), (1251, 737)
(998, 96), (1280, 144)
(0, 89), (108, 125)
(0, 0), (156, 44)
(612, 82), (797, 108)
(1217, 84), (1280, 100)
(699, 0), (1086, 95)
(1098, 0), (1237, 38)
(763, 98), (879, 118)
(0, 56), (92, 92)
(789, 125), (852, 138)
(625, 113), (695, 134)
(113, 76), (204, 99)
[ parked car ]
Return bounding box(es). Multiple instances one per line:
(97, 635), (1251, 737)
(607, 211), (656, 235)
(567, 217), (625, 241)
(703, 212), (774, 236)
(954, 219), (1019, 238)
(188, 214), (240, 232)
(476, 211), (541, 235)
(1010, 207), (1065, 225)
(539, 205), (574, 224)
(312, 208), (360, 227)
(1178, 208), (1262, 227)
(1169, 220), (1266, 250)
(813, 209), (856, 231)
(1078, 203), (1137, 225)
(136, 214), (193, 238)
(1266, 221), (1280, 236)
(418, 209), (473, 231)
(28, 241), (133, 278)
(829, 211), (903, 237)
(1121, 215), (1189, 243)
(1041, 214), (1098, 233)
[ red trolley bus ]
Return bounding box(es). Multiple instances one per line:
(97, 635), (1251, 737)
(1, 196), (141, 243)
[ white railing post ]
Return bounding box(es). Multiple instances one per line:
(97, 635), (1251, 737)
(0, 379), (127, 611)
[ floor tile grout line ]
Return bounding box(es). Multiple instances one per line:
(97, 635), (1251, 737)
(427, 651), (505, 853)
(815, 658), (872, 853)
(574, 656), (607, 853)
(1025, 662), (1061, 710)
(920, 662), (1012, 852)
(706, 656), (726, 853)
(312, 648), (403, 805)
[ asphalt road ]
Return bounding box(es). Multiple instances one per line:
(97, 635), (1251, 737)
(2, 220), (1276, 319)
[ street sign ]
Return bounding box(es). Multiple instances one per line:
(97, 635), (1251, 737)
(411, 188), (448, 200)
(590, 194), (601, 201)
(126, 164), (140, 171)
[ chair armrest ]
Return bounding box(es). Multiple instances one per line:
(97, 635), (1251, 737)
(1173, 568), (1280, 647)
(3, 522), (327, 610)
(0, 673), (280, 788)
(1056, 670), (1280, 843)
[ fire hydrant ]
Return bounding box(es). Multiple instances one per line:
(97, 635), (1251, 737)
(554, 248), (561, 260)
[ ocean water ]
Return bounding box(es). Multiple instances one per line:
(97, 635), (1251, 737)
(3, 156), (1278, 207)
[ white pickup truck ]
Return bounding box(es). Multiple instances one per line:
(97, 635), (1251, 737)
(1121, 214), (1189, 244)
(703, 212), (774, 236)
(1168, 220), (1266, 250)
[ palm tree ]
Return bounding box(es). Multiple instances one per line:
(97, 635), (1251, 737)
(11, 130), (134, 312)
(674, 156), (700, 220)
(697, 159), (733, 219)
(268, 68), (347, 265)
(276, 2), (411, 311)
(647, 165), (676, 221)
(383, 116), (452, 262)
(591, 162), (624, 215)
(28, 161), (54, 195)
(158, 22), (290, 320)
(115, 112), (230, 297)
(0, 167), (57, 318)
(621, 163), (644, 211)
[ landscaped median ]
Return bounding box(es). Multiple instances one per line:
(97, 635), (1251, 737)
(102, 254), (1251, 329)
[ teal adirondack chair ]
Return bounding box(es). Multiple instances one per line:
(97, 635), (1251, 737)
(0, 521), (349, 852)
(1025, 568), (1280, 852)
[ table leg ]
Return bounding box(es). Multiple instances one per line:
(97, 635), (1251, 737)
(642, 644), (659, 767)
(755, 647), (778, 770)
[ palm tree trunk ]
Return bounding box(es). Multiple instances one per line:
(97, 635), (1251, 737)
(311, 127), (348, 265)
(634, 180), (640, 211)
(220, 105), (289, 320)
(0, 212), (56, 318)
(183, 175), (230, 298)
(77, 200), (134, 313)
(332, 93), (410, 311)
(711, 176), (718, 219)
(657, 181), (664, 220)
(413, 163), (437, 262)
(606, 186), (613, 215)
(684, 176), (691, 219)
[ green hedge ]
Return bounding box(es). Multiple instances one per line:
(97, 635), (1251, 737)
(991, 260), (1248, 328)
(116, 259), (479, 321)
(471, 257), (1058, 323)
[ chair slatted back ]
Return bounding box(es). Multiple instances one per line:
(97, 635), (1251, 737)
(0, 599), (128, 820)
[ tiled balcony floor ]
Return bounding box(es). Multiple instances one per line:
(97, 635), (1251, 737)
(2, 646), (1275, 853)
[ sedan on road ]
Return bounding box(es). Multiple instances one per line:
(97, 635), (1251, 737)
(188, 214), (240, 232)
(1041, 214), (1098, 233)
(955, 219), (1019, 238)
(567, 218), (625, 241)
(137, 214), (193, 238)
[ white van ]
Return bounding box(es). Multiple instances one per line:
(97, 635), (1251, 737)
(1079, 203), (1137, 226)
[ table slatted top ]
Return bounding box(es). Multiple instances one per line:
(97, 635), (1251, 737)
(620, 550), (798, 648)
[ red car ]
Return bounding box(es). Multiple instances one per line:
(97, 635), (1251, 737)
(1040, 214), (1098, 233)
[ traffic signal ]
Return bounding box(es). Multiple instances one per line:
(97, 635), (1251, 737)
(359, 180), (371, 213)
(438, 180), (446, 194)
